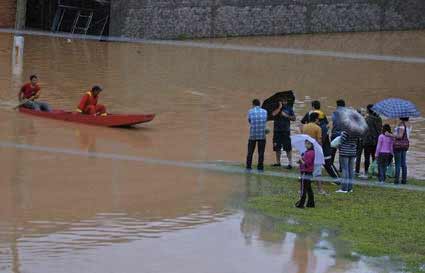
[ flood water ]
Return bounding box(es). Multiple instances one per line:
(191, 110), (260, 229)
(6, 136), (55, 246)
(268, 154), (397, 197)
(1, 30), (424, 272)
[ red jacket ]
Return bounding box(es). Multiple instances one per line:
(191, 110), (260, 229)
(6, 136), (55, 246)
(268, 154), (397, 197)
(300, 149), (315, 173)
(76, 91), (98, 112)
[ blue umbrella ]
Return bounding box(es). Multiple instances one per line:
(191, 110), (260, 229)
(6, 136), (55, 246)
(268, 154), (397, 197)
(372, 98), (420, 118)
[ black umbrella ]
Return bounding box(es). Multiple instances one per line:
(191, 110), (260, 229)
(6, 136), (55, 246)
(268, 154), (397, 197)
(262, 90), (295, 121)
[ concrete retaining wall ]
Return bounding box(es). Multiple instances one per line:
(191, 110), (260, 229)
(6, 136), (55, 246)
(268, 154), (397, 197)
(0, 0), (16, 28)
(111, 0), (425, 39)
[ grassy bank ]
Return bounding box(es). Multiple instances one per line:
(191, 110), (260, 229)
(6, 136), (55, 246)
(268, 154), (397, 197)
(246, 172), (425, 272)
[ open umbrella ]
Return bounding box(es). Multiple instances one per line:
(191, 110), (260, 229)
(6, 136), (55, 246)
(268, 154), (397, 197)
(262, 90), (295, 121)
(337, 107), (368, 135)
(291, 134), (325, 165)
(371, 98), (420, 118)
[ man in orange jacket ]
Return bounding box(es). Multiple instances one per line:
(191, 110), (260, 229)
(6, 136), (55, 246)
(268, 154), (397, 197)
(76, 85), (107, 116)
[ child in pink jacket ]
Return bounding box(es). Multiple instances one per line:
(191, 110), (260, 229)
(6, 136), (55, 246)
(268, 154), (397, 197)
(375, 124), (394, 183)
(296, 140), (315, 208)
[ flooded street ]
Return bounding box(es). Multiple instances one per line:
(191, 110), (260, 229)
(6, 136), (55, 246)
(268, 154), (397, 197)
(1, 30), (424, 272)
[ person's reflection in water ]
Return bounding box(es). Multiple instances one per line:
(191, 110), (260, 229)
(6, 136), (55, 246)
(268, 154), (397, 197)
(8, 116), (37, 273)
(75, 128), (97, 153)
(240, 210), (286, 249)
(285, 231), (338, 273)
(242, 174), (337, 273)
(11, 117), (36, 209)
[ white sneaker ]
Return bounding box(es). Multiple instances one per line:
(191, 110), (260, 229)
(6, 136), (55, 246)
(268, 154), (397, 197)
(335, 189), (348, 193)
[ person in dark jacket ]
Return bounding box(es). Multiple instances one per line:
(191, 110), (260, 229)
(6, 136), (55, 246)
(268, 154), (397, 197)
(362, 104), (382, 175)
(295, 140), (315, 208)
(355, 108), (366, 176)
(272, 98), (296, 169)
(330, 99), (346, 166)
(301, 101), (339, 178)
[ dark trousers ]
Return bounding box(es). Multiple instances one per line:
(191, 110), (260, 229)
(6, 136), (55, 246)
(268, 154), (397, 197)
(295, 172), (315, 208)
(363, 145), (376, 174)
(324, 158), (340, 178)
(330, 147), (337, 166)
(246, 139), (266, 170)
(377, 153), (392, 182)
(355, 144), (364, 174)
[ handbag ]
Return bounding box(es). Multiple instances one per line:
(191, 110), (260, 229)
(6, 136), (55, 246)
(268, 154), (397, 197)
(393, 123), (409, 151)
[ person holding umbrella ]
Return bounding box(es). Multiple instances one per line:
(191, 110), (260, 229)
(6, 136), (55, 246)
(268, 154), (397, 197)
(301, 112), (327, 194)
(301, 100), (339, 179)
(362, 104), (382, 176)
(372, 98), (420, 185)
(272, 98), (296, 169)
(295, 139), (316, 208)
(393, 117), (412, 184)
(246, 99), (268, 171)
(334, 108), (368, 193)
(330, 99), (346, 166)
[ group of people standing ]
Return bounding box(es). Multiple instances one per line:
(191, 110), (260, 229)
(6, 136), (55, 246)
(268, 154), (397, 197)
(246, 97), (412, 207)
(246, 98), (295, 172)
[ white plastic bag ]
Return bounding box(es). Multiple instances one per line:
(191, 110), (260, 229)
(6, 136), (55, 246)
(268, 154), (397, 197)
(331, 136), (342, 148)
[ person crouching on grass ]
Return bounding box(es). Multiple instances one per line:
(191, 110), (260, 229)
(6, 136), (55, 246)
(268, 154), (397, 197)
(295, 140), (315, 208)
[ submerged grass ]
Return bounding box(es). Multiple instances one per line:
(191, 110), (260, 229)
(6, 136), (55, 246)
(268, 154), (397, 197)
(246, 173), (425, 272)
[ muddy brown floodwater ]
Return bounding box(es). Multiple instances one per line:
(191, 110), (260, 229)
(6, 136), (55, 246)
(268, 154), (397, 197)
(1, 30), (424, 273)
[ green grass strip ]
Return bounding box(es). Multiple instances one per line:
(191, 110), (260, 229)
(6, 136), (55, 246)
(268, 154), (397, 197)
(246, 175), (425, 272)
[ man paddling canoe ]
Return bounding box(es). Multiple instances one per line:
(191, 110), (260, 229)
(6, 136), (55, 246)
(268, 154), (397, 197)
(76, 85), (107, 116)
(18, 75), (51, 112)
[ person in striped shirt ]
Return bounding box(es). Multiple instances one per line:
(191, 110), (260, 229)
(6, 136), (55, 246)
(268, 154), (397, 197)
(336, 130), (358, 193)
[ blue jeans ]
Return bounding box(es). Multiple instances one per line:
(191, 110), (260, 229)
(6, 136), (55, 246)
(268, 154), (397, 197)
(340, 156), (355, 191)
(23, 100), (51, 112)
(394, 150), (407, 184)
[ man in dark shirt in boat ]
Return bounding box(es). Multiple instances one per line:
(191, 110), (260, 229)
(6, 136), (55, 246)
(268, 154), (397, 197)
(18, 75), (51, 112)
(76, 85), (107, 116)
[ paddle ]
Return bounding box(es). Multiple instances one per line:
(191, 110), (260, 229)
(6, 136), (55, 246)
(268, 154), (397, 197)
(14, 93), (38, 110)
(13, 99), (31, 110)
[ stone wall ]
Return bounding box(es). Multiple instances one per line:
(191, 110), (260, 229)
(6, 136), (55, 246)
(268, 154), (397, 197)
(0, 0), (16, 28)
(111, 0), (425, 39)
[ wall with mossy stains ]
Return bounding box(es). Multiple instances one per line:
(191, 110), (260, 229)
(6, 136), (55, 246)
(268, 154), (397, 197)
(0, 0), (16, 28)
(110, 0), (425, 39)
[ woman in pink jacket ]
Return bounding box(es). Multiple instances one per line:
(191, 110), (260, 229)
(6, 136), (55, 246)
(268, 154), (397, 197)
(375, 124), (394, 183)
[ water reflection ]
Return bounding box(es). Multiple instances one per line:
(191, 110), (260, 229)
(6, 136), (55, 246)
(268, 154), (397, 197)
(0, 30), (422, 272)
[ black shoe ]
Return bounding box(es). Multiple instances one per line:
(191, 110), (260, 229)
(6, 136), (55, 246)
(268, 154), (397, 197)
(272, 163), (281, 167)
(285, 165), (293, 170)
(257, 168), (264, 172)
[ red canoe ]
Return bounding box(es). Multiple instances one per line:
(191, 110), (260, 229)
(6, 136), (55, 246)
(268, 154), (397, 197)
(19, 107), (155, 127)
